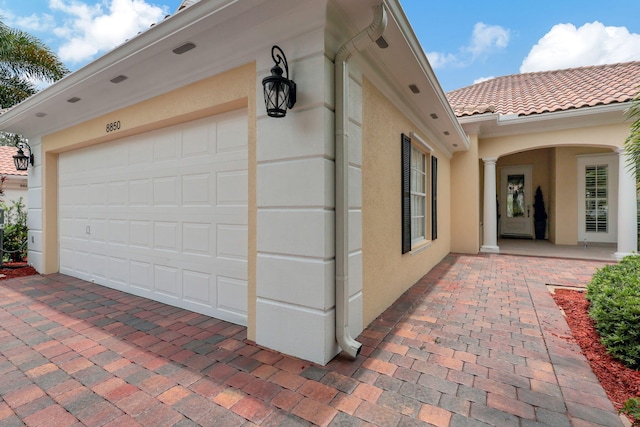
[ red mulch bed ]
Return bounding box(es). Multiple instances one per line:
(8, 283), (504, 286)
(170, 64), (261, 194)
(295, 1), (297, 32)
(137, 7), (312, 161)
(0, 263), (38, 280)
(552, 289), (640, 416)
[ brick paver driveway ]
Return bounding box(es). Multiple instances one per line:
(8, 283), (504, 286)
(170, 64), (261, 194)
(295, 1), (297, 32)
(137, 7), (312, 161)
(0, 254), (623, 426)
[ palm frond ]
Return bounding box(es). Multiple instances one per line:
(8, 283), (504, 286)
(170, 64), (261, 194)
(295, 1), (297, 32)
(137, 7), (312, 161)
(0, 25), (68, 82)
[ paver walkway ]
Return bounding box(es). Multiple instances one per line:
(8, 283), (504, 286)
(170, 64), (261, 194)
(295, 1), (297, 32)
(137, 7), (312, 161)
(0, 254), (624, 426)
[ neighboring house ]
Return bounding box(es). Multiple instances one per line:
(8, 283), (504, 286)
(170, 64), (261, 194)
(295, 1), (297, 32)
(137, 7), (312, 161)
(447, 62), (639, 259)
(0, 0), (636, 366)
(0, 146), (28, 209)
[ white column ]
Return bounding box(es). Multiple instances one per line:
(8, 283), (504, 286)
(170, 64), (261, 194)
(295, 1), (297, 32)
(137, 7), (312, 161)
(481, 158), (500, 253)
(615, 148), (638, 259)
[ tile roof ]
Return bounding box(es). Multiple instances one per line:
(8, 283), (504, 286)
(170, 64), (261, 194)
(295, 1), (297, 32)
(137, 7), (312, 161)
(446, 61), (640, 118)
(0, 146), (27, 176)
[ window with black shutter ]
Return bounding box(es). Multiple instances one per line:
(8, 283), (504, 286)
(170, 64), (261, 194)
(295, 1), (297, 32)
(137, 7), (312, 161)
(401, 133), (436, 254)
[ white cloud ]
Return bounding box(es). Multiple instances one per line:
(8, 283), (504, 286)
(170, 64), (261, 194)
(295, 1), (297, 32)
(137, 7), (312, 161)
(473, 76), (494, 85)
(50, 0), (169, 64)
(428, 22), (510, 69)
(467, 23), (510, 59)
(520, 21), (640, 73)
(14, 13), (56, 33)
(426, 51), (459, 68)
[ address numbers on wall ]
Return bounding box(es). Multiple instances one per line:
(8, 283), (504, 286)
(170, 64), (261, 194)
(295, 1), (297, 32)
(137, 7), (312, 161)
(105, 121), (121, 133)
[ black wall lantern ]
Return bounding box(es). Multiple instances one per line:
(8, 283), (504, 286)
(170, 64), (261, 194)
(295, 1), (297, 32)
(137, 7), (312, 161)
(262, 45), (296, 118)
(13, 136), (33, 171)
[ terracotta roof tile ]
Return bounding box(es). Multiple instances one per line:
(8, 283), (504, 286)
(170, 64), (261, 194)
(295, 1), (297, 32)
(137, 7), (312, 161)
(0, 146), (27, 176)
(446, 61), (640, 117)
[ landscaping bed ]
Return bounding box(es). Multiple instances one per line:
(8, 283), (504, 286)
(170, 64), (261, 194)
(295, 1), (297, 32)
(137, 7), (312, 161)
(552, 288), (640, 420)
(0, 264), (38, 280)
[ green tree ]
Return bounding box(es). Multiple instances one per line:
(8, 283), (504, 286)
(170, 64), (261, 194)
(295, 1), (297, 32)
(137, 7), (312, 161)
(625, 92), (640, 247)
(1, 197), (27, 263)
(0, 21), (68, 108)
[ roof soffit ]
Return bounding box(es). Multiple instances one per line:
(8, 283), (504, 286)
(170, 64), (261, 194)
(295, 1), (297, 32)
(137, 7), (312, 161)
(330, 0), (469, 157)
(0, 0), (328, 138)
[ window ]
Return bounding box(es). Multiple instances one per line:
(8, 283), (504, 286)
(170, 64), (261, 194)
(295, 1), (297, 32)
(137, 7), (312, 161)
(585, 164), (608, 233)
(411, 144), (427, 243)
(402, 133), (437, 254)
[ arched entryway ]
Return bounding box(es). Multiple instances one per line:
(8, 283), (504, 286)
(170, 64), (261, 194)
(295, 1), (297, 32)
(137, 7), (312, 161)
(480, 145), (637, 259)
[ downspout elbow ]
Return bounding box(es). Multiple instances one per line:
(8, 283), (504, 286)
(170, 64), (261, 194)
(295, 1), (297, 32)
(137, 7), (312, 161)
(335, 4), (387, 63)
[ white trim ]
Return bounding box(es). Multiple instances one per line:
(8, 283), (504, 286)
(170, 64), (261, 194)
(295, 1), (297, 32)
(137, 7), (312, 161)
(410, 131), (434, 153)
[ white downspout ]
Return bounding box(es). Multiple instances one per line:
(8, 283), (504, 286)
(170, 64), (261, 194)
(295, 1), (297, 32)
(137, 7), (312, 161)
(334, 3), (387, 358)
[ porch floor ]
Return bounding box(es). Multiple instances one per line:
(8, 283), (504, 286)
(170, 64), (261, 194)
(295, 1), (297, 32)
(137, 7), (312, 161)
(497, 238), (617, 261)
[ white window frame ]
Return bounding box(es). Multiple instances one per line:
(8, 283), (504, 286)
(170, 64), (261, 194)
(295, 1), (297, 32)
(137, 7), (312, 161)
(411, 144), (428, 245)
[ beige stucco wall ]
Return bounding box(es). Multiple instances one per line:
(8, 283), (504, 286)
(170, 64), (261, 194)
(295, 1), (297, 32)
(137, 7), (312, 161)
(553, 146), (611, 244)
(477, 123), (628, 159)
(451, 134), (480, 253)
(361, 78), (451, 326)
(40, 63), (258, 339)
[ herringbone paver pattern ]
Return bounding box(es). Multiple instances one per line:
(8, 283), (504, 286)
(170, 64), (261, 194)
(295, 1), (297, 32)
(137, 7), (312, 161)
(0, 254), (623, 426)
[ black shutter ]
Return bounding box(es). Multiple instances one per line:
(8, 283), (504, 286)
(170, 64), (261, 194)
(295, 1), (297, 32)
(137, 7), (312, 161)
(431, 156), (438, 240)
(401, 134), (411, 254)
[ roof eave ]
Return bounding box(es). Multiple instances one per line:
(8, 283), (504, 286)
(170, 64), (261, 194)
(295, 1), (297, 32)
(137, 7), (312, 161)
(497, 103), (630, 125)
(0, 0), (242, 135)
(384, 0), (469, 152)
(458, 103), (631, 138)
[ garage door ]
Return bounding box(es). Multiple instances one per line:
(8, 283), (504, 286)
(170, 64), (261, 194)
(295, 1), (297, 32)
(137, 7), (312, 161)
(58, 109), (248, 325)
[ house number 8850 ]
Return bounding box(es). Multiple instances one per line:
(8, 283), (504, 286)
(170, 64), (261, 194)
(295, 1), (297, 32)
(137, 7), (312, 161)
(106, 121), (121, 133)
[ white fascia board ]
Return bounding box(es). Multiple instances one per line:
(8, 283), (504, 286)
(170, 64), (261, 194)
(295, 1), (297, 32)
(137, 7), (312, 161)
(0, 0), (245, 127)
(383, 0), (469, 151)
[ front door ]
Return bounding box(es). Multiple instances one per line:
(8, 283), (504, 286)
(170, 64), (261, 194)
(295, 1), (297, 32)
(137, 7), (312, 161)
(500, 165), (533, 238)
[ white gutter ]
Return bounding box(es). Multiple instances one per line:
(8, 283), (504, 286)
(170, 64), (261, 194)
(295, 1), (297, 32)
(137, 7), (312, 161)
(334, 3), (387, 358)
(496, 102), (630, 125)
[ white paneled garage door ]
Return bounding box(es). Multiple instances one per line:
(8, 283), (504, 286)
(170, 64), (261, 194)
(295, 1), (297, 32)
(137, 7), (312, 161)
(59, 109), (248, 325)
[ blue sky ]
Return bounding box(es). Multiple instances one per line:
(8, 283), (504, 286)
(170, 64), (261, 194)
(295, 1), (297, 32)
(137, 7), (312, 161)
(2, 0), (640, 92)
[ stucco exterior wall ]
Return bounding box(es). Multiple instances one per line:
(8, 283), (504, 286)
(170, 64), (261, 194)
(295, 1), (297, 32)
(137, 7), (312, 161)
(34, 63), (257, 337)
(553, 146), (611, 244)
(477, 122), (628, 159)
(361, 78), (451, 326)
(2, 178), (28, 209)
(451, 135), (480, 253)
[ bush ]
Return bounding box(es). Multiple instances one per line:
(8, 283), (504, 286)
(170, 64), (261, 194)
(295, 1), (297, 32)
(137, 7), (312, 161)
(586, 255), (640, 369)
(1, 198), (28, 262)
(621, 398), (640, 426)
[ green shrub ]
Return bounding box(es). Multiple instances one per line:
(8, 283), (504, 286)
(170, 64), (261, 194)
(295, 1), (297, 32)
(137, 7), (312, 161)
(621, 398), (640, 426)
(1, 198), (28, 262)
(586, 255), (640, 369)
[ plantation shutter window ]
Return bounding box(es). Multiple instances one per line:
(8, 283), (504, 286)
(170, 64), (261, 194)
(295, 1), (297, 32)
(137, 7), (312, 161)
(584, 164), (608, 233)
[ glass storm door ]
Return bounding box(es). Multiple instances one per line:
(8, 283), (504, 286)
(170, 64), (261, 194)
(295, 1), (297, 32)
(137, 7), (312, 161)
(500, 165), (533, 237)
